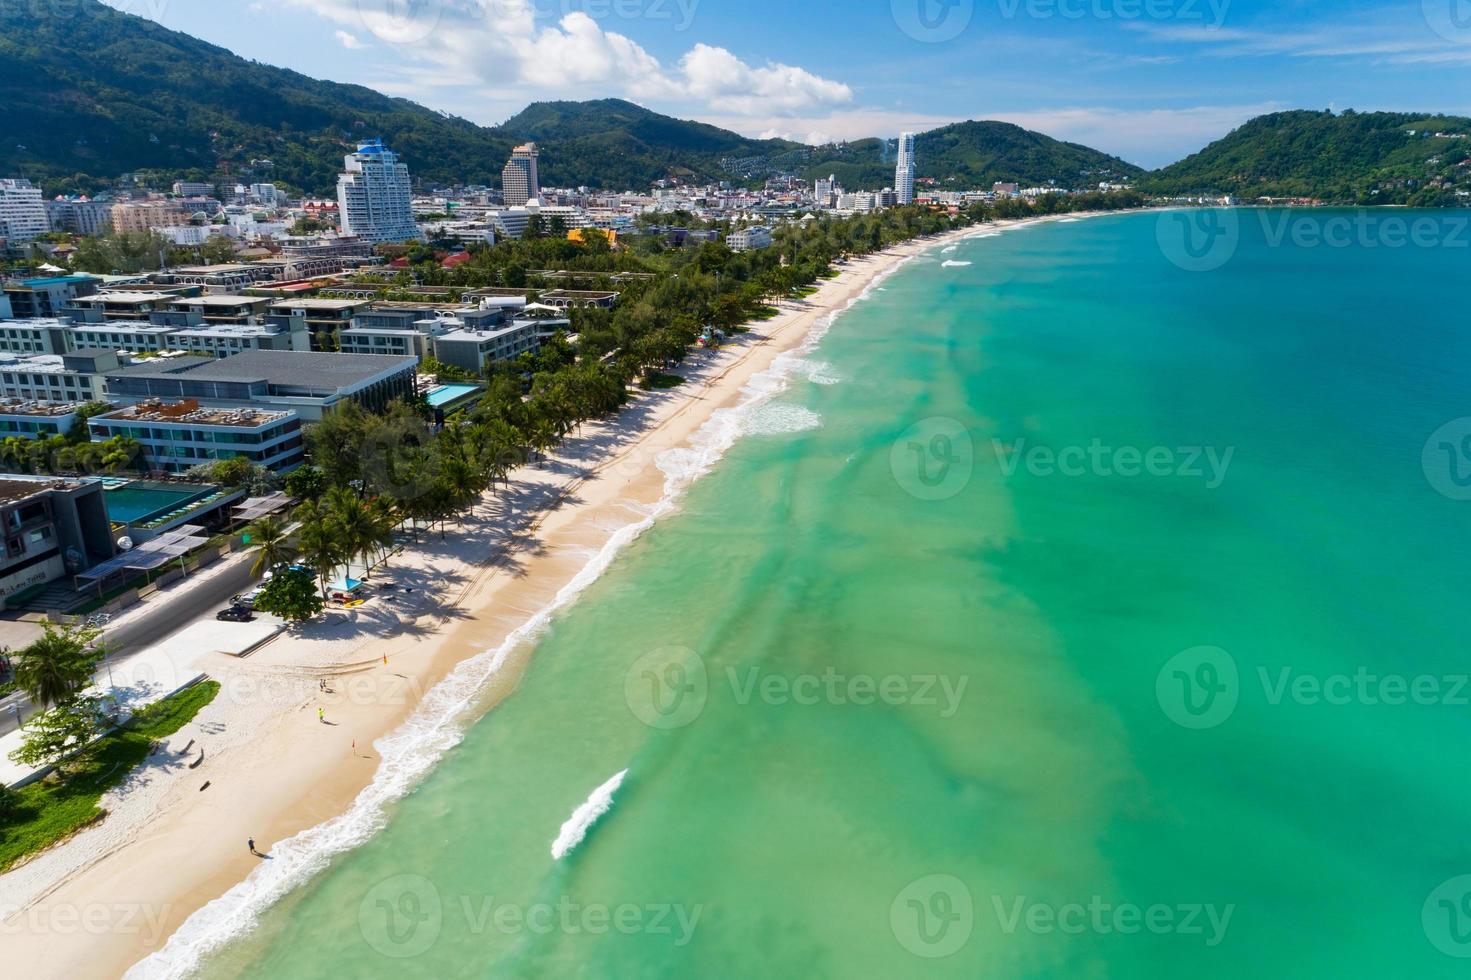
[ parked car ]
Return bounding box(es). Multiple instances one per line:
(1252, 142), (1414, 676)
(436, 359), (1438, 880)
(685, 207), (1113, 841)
(217, 605), (254, 623)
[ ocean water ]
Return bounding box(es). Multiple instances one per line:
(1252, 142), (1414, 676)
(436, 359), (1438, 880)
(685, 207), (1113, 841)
(151, 210), (1471, 978)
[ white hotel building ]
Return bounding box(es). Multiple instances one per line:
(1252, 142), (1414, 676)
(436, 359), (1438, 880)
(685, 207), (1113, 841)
(336, 140), (424, 244)
(0, 179), (49, 244)
(895, 132), (916, 205)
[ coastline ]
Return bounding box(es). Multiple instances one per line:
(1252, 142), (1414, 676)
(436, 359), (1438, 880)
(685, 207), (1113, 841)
(0, 213), (1092, 980)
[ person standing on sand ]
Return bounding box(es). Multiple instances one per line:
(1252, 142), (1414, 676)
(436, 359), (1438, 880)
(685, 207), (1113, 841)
(248, 838), (257, 855)
(318, 707), (325, 724)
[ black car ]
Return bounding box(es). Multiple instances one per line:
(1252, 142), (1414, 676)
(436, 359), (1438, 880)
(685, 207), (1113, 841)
(216, 605), (254, 623)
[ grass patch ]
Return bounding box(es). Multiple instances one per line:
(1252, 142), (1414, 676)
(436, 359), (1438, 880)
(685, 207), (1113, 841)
(0, 680), (220, 872)
(641, 372), (685, 390)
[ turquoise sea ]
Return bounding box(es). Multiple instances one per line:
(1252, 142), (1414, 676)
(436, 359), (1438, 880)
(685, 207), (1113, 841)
(152, 210), (1471, 978)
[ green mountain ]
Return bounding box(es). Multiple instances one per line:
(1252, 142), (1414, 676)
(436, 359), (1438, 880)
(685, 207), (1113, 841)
(790, 122), (1144, 190)
(0, 0), (1145, 196)
(1139, 110), (1471, 205)
(498, 100), (800, 188)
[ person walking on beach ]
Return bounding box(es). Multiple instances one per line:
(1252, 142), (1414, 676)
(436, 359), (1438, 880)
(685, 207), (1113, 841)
(248, 838), (257, 855)
(318, 707), (325, 724)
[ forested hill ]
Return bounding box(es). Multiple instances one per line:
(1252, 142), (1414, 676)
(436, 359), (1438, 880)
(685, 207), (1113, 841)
(1138, 110), (1471, 205)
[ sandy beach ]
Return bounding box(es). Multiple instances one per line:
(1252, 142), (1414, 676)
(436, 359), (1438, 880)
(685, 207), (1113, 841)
(0, 216), (1075, 979)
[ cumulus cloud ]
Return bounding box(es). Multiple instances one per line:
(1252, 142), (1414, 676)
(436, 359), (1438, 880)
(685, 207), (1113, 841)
(334, 30), (365, 50)
(275, 0), (850, 117)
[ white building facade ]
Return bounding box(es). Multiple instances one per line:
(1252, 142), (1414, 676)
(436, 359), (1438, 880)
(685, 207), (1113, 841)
(0, 179), (49, 244)
(895, 132), (916, 205)
(336, 140), (424, 244)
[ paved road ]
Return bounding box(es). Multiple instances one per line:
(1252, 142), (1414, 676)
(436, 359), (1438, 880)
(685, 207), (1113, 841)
(0, 555), (260, 737)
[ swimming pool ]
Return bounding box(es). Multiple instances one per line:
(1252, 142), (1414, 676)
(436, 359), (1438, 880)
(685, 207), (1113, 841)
(104, 482), (215, 526)
(425, 383), (482, 409)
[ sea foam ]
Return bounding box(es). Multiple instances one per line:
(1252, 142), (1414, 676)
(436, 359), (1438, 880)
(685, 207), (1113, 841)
(551, 769), (628, 860)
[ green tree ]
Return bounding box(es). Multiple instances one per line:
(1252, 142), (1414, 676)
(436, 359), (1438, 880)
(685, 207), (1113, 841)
(12, 622), (103, 710)
(245, 516), (295, 577)
(7, 695), (111, 774)
(253, 566), (324, 624)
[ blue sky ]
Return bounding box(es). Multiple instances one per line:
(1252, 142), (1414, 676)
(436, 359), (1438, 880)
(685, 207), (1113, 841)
(103, 0), (1471, 167)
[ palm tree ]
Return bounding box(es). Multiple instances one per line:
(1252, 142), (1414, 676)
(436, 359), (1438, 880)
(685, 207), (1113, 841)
(296, 500), (347, 599)
(245, 515), (295, 577)
(13, 621), (104, 710)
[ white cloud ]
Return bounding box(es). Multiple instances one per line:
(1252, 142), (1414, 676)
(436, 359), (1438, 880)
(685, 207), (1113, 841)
(679, 44), (852, 115)
(272, 0), (850, 117)
(334, 30), (365, 50)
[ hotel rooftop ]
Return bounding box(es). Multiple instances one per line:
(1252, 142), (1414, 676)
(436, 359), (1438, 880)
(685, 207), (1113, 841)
(98, 399), (291, 428)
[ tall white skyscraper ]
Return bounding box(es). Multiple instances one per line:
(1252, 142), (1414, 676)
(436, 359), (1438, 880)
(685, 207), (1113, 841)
(0, 178), (49, 244)
(895, 132), (917, 205)
(502, 143), (541, 206)
(336, 140), (423, 244)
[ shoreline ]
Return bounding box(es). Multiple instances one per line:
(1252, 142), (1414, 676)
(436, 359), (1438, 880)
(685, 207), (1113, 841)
(0, 212), (1099, 980)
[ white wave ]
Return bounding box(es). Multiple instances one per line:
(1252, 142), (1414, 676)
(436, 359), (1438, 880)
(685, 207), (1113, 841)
(551, 769), (628, 860)
(793, 359), (841, 385)
(1058, 217), (1082, 223)
(941, 244), (958, 253)
(745, 404), (824, 436)
(125, 244), (925, 980)
(941, 260), (973, 268)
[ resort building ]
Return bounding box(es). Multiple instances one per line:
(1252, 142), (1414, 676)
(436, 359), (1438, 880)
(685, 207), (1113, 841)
(266, 298), (371, 339)
(0, 399), (84, 440)
(537, 289), (618, 310)
(336, 140), (423, 244)
(2, 275), (100, 319)
(168, 295), (272, 325)
(0, 179), (50, 244)
(88, 399), (306, 474)
(66, 291), (188, 322)
(431, 317), (543, 377)
(167, 322), (310, 359)
(501, 143), (541, 206)
(0, 318), (71, 356)
(45, 199), (115, 237)
(65, 321), (180, 356)
(0, 350), (118, 403)
(102, 349), (419, 422)
(727, 227), (773, 252)
(0, 477), (116, 602)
